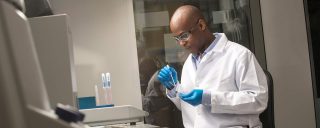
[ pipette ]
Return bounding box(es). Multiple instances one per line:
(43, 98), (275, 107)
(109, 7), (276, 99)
(166, 65), (176, 86)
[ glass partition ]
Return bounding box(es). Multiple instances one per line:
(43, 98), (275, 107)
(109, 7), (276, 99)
(133, 0), (265, 127)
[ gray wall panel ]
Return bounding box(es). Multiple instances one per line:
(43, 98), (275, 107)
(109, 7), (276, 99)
(260, 0), (316, 127)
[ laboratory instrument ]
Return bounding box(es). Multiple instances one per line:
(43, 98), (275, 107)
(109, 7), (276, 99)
(0, 0), (87, 127)
(80, 105), (151, 127)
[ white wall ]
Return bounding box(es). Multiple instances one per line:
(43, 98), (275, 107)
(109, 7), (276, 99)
(49, 0), (142, 109)
(260, 0), (316, 127)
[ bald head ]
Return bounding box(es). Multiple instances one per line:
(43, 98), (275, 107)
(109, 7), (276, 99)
(170, 5), (204, 33)
(170, 5), (214, 54)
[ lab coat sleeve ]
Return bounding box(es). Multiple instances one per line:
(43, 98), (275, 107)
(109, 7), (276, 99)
(166, 86), (182, 110)
(210, 51), (268, 114)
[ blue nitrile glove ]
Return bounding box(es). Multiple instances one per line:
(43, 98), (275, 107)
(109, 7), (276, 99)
(179, 89), (203, 106)
(157, 66), (178, 90)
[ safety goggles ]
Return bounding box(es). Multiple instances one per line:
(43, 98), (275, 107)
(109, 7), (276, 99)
(173, 19), (200, 42)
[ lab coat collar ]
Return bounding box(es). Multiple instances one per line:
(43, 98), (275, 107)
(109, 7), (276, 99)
(187, 33), (229, 72)
(210, 33), (228, 53)
(190, 33), (228, 72)
(191, 33), (226, 58)
(201, 33), (228, 60)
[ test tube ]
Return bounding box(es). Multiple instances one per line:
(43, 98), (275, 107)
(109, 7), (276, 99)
(101, 73), (106, 88)
(166, 65), (182, 93)
(166, 65), (176, 85)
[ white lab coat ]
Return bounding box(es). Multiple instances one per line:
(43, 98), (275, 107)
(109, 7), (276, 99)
(168, 33), (268, 128)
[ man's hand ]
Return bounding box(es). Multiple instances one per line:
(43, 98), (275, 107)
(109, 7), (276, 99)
(157, 66), (178, 90)
(179, 89), (203, 106)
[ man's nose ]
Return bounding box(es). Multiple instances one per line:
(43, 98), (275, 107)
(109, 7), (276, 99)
(178, 40), (187, 46)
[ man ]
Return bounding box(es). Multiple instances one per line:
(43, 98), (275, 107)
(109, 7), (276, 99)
(158, 5), (268, 128)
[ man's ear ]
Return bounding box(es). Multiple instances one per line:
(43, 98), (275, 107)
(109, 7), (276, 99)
(199, 19), (207, 31)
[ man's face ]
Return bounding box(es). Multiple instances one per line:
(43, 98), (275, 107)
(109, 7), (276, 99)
(170, 19), (203, 54)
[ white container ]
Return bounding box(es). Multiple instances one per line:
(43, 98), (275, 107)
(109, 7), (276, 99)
(95, 73), (113, 106)
(95, 85), (112, 106)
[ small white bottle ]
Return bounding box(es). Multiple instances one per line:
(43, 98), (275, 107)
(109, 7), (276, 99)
(95, 73), (113, 106)
(104, 73), (112, 104)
